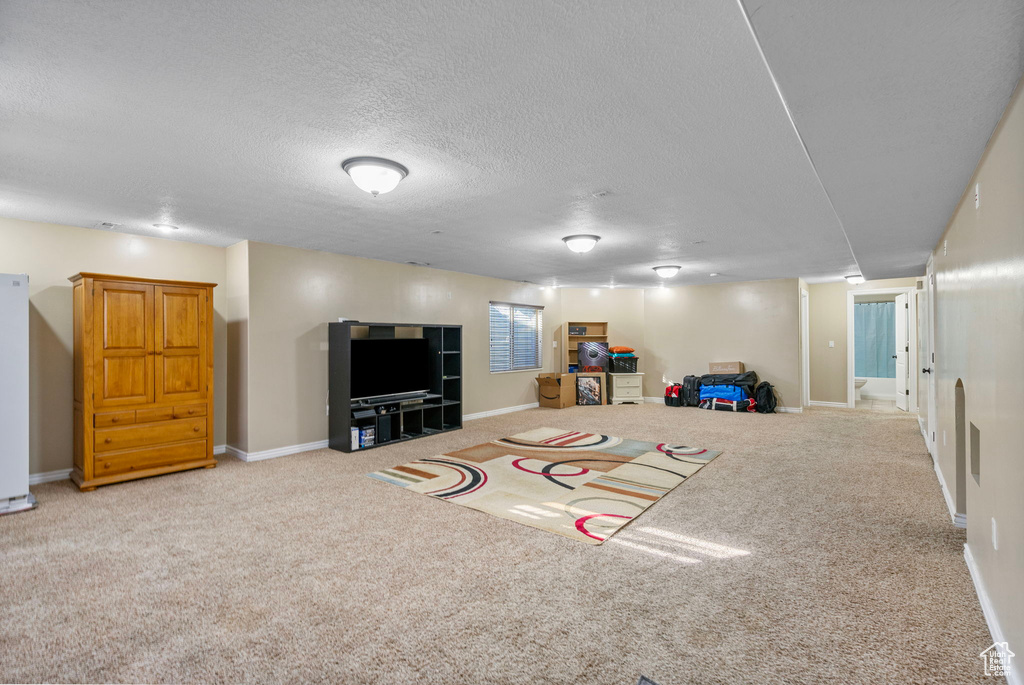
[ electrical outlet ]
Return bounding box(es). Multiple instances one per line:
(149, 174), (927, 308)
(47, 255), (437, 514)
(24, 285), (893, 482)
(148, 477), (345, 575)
(943, 240), (947, 256)
(447, 291), (452, 300)
(828, 340), (835, 348)
(319, 342), (329, 351)
(552, 340), (558, 348)
(943, 430), (947, 446)
(992, 517), (998, 550)
(975, 183), (980, 209)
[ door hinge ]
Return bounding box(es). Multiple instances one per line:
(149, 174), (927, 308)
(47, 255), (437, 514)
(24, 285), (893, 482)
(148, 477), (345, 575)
(906, 389), (910, 396)
(905, 303), (909, 309)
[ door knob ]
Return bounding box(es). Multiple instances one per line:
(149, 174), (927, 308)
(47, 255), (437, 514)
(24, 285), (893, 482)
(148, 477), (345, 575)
(922, 368), (932, 374)
(892, 355), (897, 359)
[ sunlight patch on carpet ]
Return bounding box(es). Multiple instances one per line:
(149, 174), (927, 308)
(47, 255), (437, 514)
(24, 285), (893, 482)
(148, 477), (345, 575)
(366, 427), (722, 545)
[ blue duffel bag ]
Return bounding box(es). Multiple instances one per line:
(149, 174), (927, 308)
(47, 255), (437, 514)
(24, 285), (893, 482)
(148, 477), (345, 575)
(698, 383), (748, 402)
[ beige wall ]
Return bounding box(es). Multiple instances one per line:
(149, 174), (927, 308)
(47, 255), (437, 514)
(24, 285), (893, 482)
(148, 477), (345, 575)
(807, 277), (919, 404)
(225, 241), (249, 452)
(243, 241), (560, 453)
(642, 279), (802, 406)
(558, 288), (645, 372)
(0, 218), (228, 474)
(929, 77), (1024, 655)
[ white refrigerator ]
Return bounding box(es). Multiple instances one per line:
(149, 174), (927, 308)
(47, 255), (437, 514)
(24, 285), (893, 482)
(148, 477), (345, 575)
(0, 274), (33, 514)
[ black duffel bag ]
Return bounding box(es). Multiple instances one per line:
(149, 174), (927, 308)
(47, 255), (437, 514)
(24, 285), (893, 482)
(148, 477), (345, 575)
(699, 371), (759, 398)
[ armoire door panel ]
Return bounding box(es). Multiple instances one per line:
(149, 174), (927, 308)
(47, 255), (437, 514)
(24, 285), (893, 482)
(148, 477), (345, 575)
(102, 357), (149, 401)
(93, 281), (154, 407)
(161, 355), (201, 395)
(160, 290), (201, 349)
(102, 289), (149, 349)
(155, 286), (207, 403)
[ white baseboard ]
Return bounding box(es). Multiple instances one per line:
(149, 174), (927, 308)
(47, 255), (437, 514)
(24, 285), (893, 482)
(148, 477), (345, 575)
(28, 468), (72, 485)
(214, 444), (226, 456)
(861, 393), (897, 401)
(965, 543), (1021, 685)
(919, 416), (965, 528)
(775, 406), (802, 414)
(225, 439), (329, 463)
(808, 400), (849, 408)
(463, 402), (538, 421)
(644, 396), (664, 403)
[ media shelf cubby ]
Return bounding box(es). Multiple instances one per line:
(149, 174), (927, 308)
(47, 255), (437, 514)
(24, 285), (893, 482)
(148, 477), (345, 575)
(328, 321), (462, 453)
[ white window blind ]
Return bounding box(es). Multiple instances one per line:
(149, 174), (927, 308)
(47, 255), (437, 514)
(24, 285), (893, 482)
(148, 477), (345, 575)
(489, 302), (543, 372)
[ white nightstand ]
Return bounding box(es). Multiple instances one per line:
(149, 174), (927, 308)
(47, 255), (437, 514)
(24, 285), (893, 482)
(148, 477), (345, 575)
(609, 372), (644, 405)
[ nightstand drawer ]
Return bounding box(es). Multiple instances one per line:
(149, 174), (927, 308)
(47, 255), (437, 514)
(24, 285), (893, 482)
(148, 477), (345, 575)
(615, 386), (643, 398)
(614, 375), (642, 388)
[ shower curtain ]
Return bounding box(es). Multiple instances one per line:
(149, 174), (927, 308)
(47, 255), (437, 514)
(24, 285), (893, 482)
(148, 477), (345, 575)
(854, 302), (896, 378)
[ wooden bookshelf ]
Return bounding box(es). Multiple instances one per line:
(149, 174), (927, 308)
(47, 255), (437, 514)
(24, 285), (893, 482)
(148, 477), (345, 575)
(561, 321), (608, 372)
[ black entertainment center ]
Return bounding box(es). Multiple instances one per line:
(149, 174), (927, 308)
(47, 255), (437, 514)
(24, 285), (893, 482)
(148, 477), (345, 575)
(328, 321), (462, 452)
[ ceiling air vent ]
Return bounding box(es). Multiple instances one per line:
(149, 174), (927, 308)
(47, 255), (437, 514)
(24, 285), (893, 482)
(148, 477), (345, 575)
(405, 261), (430, 267)
(93, 222), (121, 230)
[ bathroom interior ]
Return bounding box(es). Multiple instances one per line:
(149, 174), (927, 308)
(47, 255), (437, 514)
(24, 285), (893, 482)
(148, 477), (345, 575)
(853, 292), (910, 413)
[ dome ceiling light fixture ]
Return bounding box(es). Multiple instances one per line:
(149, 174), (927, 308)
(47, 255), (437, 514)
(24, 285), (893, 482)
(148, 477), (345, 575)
(341, 157), (409, 197)
(562, 234), (601, 253)
(153, 223), (179, 232)
(653, 265), (682, 278)
(845, 274), (866, 284)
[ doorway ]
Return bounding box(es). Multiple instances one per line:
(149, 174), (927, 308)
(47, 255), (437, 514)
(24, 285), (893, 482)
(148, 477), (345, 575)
(801, 288), (809, 407)
(846, 287), (917, 411)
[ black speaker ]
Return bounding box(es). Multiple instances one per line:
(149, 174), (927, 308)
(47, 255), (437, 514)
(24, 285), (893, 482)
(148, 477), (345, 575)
(376, 415), (392, 443)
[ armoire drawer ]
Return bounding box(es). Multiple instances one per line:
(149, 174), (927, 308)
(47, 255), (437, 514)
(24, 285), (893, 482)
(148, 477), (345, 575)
(173, 404), (206, 419)
(95, 417), (207, 452)
(94, 411), (136, 428)
(136, 407), (175, 423)
(94, 439), (208, 476)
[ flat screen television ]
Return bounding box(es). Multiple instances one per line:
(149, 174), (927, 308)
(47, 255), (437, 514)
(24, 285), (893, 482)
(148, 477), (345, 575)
(350, 338), (431, 401)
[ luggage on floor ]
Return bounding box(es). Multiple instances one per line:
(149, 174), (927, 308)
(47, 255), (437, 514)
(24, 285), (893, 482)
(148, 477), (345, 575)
(699, 383), (748, 402)
(699, 397), (757, 412)
(664, 383), (682, 407)
(754, 381), (777, 413)
(700, 371), (759, 398)
(682, 375), (702, 407)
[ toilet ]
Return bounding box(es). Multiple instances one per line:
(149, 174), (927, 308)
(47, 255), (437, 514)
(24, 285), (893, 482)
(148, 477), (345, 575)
(854, 378), (868, 400)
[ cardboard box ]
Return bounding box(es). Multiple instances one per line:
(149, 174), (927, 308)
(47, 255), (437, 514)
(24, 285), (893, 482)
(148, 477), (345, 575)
(537, 373), (577, 409)
(709, 361), (744, 374)
(575, 372), (608, 406)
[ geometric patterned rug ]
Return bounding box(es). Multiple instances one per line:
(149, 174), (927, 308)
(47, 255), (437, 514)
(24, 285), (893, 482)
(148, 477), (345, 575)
(367, 427), (722, 545)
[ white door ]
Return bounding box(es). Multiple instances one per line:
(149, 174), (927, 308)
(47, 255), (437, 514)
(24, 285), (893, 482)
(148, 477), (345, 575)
(895, 293), (908, 411)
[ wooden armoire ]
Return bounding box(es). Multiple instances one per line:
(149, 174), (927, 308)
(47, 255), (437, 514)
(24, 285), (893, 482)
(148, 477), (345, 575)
(70, 273), (216, 490)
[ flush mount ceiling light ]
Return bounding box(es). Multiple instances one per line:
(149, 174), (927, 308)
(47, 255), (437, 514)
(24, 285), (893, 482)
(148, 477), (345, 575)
(845, 274), (866, 284)
(341, 157), (409, 196)
(653, 265), (682, 278)
(153, 223), (178, 232)
(562, 234), (601, 253)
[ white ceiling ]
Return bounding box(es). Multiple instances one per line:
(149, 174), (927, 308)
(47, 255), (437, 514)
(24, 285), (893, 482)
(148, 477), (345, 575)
(1, 1), (1021, 287)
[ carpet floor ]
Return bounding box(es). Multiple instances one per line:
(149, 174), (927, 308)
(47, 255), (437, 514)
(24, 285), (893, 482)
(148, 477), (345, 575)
(0, 405), (995, 684)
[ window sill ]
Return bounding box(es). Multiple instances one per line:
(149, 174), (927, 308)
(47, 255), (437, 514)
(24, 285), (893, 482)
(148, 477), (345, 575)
(490, 367), (543, 375)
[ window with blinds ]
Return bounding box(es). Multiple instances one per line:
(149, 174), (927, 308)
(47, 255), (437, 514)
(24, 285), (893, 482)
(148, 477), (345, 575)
(489, 302), (543, 372)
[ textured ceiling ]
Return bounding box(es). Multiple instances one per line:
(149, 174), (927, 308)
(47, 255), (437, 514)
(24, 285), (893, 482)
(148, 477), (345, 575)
(0, 1), (1020, 287)
(745, 0), (1024, 280)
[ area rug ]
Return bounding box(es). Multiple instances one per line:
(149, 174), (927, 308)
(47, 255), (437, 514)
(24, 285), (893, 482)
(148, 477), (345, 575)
(367, 427), (722, 545)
